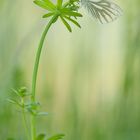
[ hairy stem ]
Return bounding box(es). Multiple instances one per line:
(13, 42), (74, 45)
(31, 15), (57, 140)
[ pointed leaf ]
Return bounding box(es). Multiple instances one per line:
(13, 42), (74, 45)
(7, 138), (15, 140)
(7, 98), (17, 104)
(52, 16), (59, 23)
(43, 13), (54, 18)
(36, 134), (46, 140)
(48, 134), (65, 140)
(60, 16), (72, 32)
(25, 102), (40, 110)
(64, 16), (81, 28)
(11, 88), (20, 97)
(43, 0), (56, 9)
(57, 0), (63, 7)
(62, 8), (83, 17)
(7, 98), (21, 107)
(18, 87), (28, 97)
(37, 112), (49, 116)
(34, 0), (56, 11)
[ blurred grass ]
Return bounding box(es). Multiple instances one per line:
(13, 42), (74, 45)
(0, 0), (140, 139)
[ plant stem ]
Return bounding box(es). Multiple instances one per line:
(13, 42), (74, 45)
(22, 108), (30, 140)
(31, 15), (57, 140)
(21, 98), (30, 140)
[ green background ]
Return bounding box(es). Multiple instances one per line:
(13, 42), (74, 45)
(0, 0), (140, 139)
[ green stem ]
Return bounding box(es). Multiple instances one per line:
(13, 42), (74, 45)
(31, 15), (57, 140)
(21, 98), (30, 140)
(22, 108), (30, 140)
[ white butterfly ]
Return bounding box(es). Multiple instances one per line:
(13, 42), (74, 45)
(81, 0), (122, 23)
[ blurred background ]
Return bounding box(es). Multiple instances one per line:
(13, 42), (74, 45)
(0, 0), (140, 139)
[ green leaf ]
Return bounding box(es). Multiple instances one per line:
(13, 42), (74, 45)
(11, 88), (20, 97)
(37, 112), (49, 116)
(18, 87), (27, 93)
(52, 16), (59, 23)
(43, 13), (54, 18)
(60, 16), (72, 32)
(7, 99), (17, 104)
(57, 0), (63, 7)
(34, 0), (56, 11)
(18, 87), (28, 97)
(62, 8), (83, 17)
(11, 87), (30, 98)
(64, 16), (81, 28)
(7, 138), (15, 140)
(25, 102), (40, 115)
(70, 0), (79, 2)
(43, 0), (56, 9)
(7, 98), (22, 107)
(27, 108), (37, 116)
(25, 102), (40, 110)
(36, 134), (46, 140)
(47, 134), (65, 140)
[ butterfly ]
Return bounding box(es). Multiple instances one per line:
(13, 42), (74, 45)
(80, 0), (123, 23)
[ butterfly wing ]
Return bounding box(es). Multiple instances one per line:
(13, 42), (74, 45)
(81, 0), (122, 23)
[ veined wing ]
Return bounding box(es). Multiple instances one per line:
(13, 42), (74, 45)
(81, 0), (122, 23)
